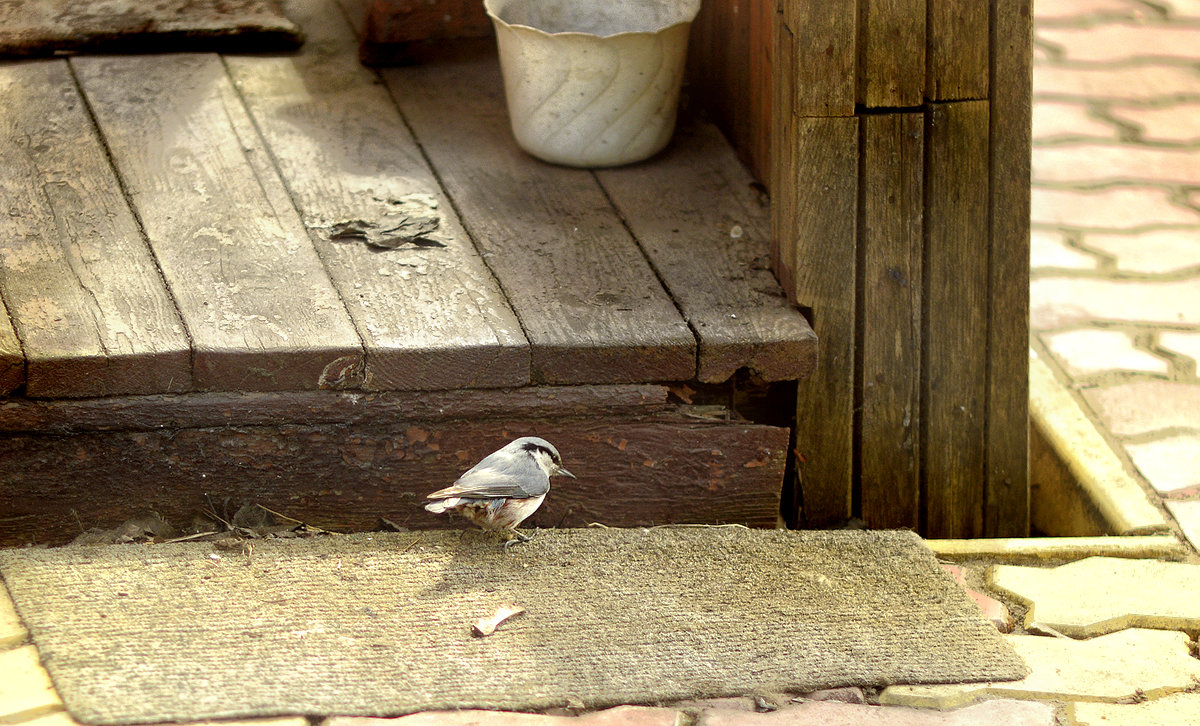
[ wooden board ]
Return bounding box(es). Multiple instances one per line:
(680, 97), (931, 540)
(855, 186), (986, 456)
(225, 0), (529, 391)
(70, 54), (364, 392)
(0, 60), (191, 398)
(359, 0), (493, 64)
(0, 401), (788, 547)
(781, 117), (859, 526)
(771, 20), (798, 290)
(381, 48), (696, 385)
(856, 0), (926, 108)
(595, 121), (816, 384)
(922, 101), (990, 538)
(858, 113), (924, 529)
(926, 0), (989, 101)
(985, 0), (1033, 537)
(779, 1), (856, 116)
(0, 297), (24, 395)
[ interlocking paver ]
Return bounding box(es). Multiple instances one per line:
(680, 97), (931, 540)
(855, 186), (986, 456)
(1106, 102), (1200, 144)
(1070, 690), (1200, 726)
(1038, 25), (1200, 63)
(1033, 0), (1158, 23)
(1031, 230), (1102, 270)
(1031, 186), (1200, 229)
(1034, 65), (1200, 102)
(1034, 145), (1200, 185)
(940, 564), (1013, 633)
(696, 699), (1055, 726)
(1042, 328), (1169, 377)
(1159, 330), (1200, 368)
(0, 584), (26, 649)
(0, 645), (63, 723)
(1165, 499), (1200, 552)
(1032, 102), (1121, 141)
(1031, 277), (1200, 329)
(1081, 230), (1200, 274)
(25, 716), (311, 726)
(1124, 434), (1200, 494)
(878, 629), (1200, 708)
(1082, 380), (1200, 436)
(326, 707), (682, 726)
(988, 557), (1200, 637)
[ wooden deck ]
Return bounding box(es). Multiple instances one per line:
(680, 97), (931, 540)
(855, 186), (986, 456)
(0, 0), (815, 400)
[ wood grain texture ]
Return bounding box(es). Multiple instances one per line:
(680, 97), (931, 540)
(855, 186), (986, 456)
(225, 0), (529, 392)
(596, 121), (816, 384)
(771, 20), (797, 290)
(359, 0), (492, 64)
(985, 0), (1032, 537)
(686, 0), (772, 183)
(0, 297), (24, 394)
(857, 0), (926, 108)
(0, 385), (671, 434)
(926, 0), (989, 101)
(922, 101), (990, 538)
(0, 60), (191, 398)
(381, 48), (695, 385)
(783, 117), (859, 526)
(779, 0), (856, 116)
(71, 54), (364, 392)
(859, 113), (924, 529)
(0, 412), (788, 546)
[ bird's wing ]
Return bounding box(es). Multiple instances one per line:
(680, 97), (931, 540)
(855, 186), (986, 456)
(426, 452), (550, 500)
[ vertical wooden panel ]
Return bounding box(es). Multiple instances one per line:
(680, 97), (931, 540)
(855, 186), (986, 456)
(785, 117), (860, 526)
(0, 60), (192, 398)
(985, 0), (1033, 537)
(780, 1), (857, 116)
(926, 0), (989, 100)
(857, 0), (926, 108)
(771, 18), (798, 293)
(922, 101), (990, 538)
(859, 113), (924, 529)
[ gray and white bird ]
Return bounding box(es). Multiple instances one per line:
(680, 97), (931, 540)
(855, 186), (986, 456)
(424, 437), (575, 549)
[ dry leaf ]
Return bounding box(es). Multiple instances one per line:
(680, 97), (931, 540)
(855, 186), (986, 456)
(472, 604), (526, 637)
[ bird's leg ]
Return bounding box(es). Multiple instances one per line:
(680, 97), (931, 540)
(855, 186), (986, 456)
(501, 527), (537, 553)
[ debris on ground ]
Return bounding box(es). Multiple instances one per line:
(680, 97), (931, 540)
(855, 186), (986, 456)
(471, 605), (526, 637)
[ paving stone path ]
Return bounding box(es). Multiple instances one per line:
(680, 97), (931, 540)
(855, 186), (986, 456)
(1030, 0), (1200, 549)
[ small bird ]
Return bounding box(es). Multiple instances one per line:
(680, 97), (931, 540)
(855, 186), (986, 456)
(424, 437), (575, 549)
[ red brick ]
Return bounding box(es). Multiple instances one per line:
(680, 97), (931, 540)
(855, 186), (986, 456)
(1083, 380), (1200, 436)
(1107, 102), (1200, 143)
(1032, 101), (1121, 141)
(1038, 25), (1200, 63)
(1034, 145), (1200, 185)
(1032, 276), (1200, 329)
(1034, 65), (1200, 102)
(1031, 186), (1200, 229)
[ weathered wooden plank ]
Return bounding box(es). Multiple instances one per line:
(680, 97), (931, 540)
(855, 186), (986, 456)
(0, 297), (24, 395)
(71, 54), (364, 392)
(0, 385), (670, 434)
(771, 19), (797, 287)
(381, 48), (695, 385)
(857, 0), (926, 108)
(0, 412), (788, 546)
(985, 0), (1033, 537)
(226, 0), (529, 392)
(0, 60), (191, 398)
(779, 0), (856, 116)
(922, 101), (990, 538)
(359, 0), (493, 65)
(783, 117), (859, 526)
(859, 113), (923, 529)
(596, 121), (816, 384)
(926, 0), (989, 100)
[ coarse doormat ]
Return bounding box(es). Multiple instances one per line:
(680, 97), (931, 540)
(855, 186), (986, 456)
(0, 528), (1026, 725)
(0, 0), (302, 58)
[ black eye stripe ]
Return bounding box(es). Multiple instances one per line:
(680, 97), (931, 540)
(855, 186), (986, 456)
(522, 442), (560, 463)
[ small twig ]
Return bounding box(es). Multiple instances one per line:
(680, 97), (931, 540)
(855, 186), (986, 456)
(161, 531), (220, 544)
(254, 503), (306, 525)
(401, 537), (421, 553)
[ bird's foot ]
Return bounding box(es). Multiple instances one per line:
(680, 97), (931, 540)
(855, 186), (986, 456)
(501, 528), (537, 552)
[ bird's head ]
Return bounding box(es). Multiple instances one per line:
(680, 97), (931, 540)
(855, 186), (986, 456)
(511, 436), (576, 480)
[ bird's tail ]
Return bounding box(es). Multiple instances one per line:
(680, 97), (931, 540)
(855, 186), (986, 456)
(424, 498), (455, 514)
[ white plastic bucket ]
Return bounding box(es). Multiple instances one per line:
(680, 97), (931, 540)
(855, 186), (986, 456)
(484, 0), (702, 168)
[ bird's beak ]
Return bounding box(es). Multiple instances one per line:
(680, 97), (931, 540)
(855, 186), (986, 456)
(557, 466), (576, 479)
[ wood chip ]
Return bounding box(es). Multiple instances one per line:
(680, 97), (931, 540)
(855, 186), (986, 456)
(471, 605), (526, 637)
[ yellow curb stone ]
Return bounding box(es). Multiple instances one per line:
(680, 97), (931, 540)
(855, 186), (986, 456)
(1029, 351), (1169, 535)
(989, 557), (1200, 637)
(878, 629), (1200, 708)
(1069, 691), (1200, 726)
(925, 536), (1187, 563)
(0, 584), (28, 650)
(0, 645), (63, 724)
